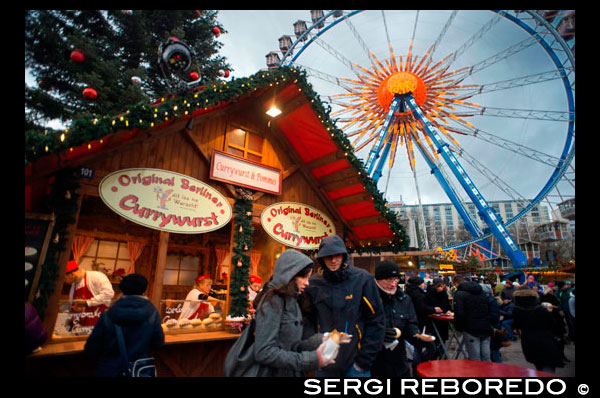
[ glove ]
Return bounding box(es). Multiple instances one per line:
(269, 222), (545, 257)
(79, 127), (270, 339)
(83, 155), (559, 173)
(384, 328), (401, 343)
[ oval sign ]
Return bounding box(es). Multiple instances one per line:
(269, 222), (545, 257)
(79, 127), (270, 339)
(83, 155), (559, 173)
(261, 202), (335, 250)
(99, 168), (232, 234)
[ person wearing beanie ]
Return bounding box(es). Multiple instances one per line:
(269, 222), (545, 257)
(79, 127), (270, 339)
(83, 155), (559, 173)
(371, 261), (421, 378)
(84, 273), (164, 376)
(512, 288), (565, 374)
(64, 260), (115, 332)
(300, 235), (385, 377)
(405, 275), (442, 373)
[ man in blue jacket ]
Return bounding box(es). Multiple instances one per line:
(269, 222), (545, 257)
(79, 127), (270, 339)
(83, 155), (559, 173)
(300, 235), (385, 377)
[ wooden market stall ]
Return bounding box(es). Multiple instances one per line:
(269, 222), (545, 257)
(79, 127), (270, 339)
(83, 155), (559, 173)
(24, 67), (408, 376)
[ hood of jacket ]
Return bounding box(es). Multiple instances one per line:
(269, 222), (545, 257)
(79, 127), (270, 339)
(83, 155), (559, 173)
(513, 288), (540, 310)
(458, 281), (483, 295)
(270, 249), (314, 287)
(316, 235), (348, 266)
(107, 295), (158, 326)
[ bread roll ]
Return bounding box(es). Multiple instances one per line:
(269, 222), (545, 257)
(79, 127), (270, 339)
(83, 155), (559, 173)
(165, 319), (179, 329)
(209, 313), (222, 320)
(202, 317), (214, 326)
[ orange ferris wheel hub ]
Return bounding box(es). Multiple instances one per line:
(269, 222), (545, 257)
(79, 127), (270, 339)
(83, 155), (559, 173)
(377, 71), (427, 115)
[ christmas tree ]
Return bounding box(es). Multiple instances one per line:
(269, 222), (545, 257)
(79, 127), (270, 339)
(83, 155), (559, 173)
(25, 10), (230, 131)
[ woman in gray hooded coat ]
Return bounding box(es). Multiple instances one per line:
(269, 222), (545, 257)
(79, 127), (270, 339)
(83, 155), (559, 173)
(252, 249), (337, 376)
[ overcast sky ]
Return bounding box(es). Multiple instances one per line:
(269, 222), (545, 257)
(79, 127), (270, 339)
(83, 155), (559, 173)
(25, 10), (574, 213)
(216, 10), (574, 212)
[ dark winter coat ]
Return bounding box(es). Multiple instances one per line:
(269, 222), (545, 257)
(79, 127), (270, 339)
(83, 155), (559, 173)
(499, 301), (514, 320)
(25, 302), (47, 355)
(453, 281), (493, 337)
(252, 250), (323, 377)
(425, 286), (451, 340)
(405, 283), (438, 331)
(301, 236), (385, 375)
(513, 289), (565, 368)
(371, 286), (420, 378)
(83, 295), (164, 376)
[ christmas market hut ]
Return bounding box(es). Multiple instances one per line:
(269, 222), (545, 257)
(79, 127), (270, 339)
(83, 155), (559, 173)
(24, 66), (408, 376)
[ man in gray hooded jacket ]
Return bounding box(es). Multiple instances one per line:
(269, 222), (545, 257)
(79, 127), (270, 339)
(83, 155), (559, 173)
(300, 235), (385, 377)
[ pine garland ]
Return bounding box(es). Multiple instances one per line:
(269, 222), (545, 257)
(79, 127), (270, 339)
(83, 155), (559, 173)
(32, 168), (80, 319)
(228, 188), (255, 317)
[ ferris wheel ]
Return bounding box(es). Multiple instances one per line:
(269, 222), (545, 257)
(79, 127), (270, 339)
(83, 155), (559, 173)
(266, 10), (575, 267)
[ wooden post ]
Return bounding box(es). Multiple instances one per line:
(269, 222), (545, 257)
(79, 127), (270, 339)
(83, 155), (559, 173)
(151, 231), (170, 310)
(224, 223), (235, 319)
(42, 189), (84, 339)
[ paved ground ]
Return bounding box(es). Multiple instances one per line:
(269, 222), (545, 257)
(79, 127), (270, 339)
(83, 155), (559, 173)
(500, 336), (575, 377)
(411, 335), (575, 377)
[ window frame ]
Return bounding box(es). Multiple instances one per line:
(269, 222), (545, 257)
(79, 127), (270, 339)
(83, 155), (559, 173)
(225, 124), (264, 163)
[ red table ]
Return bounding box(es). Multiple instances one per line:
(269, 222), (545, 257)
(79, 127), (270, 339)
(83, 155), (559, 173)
(417, 360), (556, 377)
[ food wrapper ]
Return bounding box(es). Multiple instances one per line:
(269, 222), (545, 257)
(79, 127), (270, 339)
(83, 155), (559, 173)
(321, 337), (339, 361)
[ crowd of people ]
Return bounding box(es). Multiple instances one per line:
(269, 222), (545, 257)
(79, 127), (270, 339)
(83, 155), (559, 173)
(239, 236), (576, 378)
(26, 236), (575, 378)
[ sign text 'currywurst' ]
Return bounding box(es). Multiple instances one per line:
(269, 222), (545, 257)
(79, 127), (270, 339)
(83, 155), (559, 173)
(99, 168), (232, 234)
(261, 202), (336, 250)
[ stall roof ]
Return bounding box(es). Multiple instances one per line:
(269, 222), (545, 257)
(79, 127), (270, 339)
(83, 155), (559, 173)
(25, 67), (408, 254)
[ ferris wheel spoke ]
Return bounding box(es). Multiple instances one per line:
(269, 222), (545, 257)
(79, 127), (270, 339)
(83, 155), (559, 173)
(454, 68), (572, 99)
(451, 104), (573, 122)
(295, 63), (356, 92)
(452, 36), (539, 81)
(447, 140), (531, 206)
(442, 123), (560, 167)
(343, 15), (378, 68)
(423, 10), (459, 64)
(311, 35), (363, 75)
(444, 13), (503, 69)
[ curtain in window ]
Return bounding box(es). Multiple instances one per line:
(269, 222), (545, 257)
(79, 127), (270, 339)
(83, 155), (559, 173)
(250, 251), (261, 276)
(127, 241), (145, 275)
(215, 248), (229, 280)
(71, 235), (95, 264)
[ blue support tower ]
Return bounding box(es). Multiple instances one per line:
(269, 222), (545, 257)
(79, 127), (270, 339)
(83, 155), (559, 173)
(365, 95), (403, 177)
(402, 93), (527, 268)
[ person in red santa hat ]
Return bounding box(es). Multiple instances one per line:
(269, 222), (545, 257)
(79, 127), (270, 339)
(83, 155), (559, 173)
(179, 275), (216, 320)
(248, 275), (263, 302)
(64, 260), (115, 332)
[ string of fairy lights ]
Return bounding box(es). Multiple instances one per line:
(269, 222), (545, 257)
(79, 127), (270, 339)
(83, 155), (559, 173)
(25, 66), (409, 254)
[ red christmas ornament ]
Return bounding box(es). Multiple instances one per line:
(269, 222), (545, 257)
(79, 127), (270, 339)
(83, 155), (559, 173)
(189, 71), (200, 81)
(223, 70), (230, 78)
(212, 26), (221, 37)
(82, 87), (98, 100)
(70, 49), (85, 63)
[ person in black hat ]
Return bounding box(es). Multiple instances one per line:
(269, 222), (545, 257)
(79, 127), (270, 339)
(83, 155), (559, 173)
(84, 274), (164, 376)
(371, 261), (421, 378)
